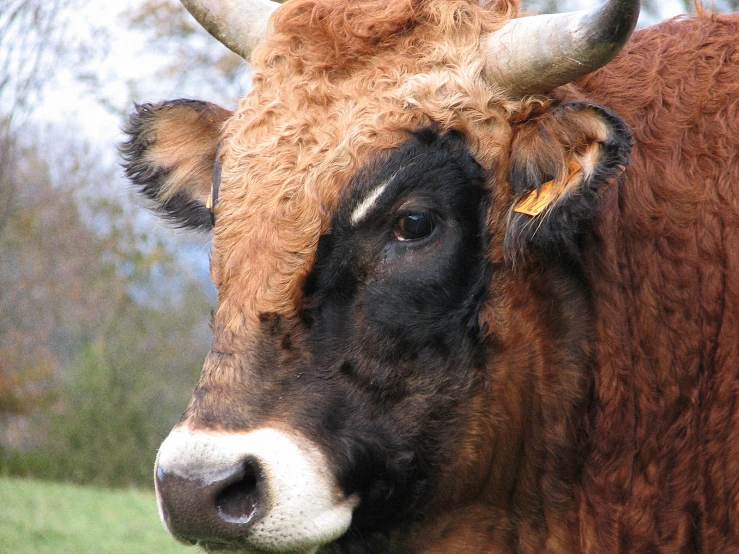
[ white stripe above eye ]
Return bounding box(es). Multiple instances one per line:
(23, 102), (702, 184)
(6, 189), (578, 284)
(350, 167), (406, 227)
(350, 181), (391, 226)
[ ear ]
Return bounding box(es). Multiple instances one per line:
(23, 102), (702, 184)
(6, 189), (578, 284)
(504, 102), (632, 259)
(121, 99), (232, 231)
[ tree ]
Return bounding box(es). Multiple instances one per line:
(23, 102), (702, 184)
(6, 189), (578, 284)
(0, 128), (213, 486)
(0, 0), (82, 128)
(127, 0), (248, 107)
(0, 1), (214, 487)
(0, 0), (91, 245)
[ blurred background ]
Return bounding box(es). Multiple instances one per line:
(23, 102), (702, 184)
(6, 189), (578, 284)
(0, 0), (735, 552)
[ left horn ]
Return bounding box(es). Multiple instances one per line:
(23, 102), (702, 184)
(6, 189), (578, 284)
(481, 0), (640, 96)
(180, 0), (282, 60)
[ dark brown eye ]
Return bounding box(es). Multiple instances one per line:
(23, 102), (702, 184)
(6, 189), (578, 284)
(393, 212), (436, 241)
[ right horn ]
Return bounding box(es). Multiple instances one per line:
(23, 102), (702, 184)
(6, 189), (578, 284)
(481, 0), (640, 96)
(180, 0), (282, 60)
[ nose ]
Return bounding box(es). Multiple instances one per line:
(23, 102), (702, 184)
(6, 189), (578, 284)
(154, 427), (359, 551)
(155, 453), (264, 544)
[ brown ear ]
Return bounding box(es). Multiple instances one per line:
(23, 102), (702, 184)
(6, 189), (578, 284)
(121, 99), (232, 230)
(504, 103), (632, 259)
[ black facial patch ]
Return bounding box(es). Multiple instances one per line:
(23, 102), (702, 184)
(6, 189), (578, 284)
(304, 129), (489, 331)
(297, 130), (491, 544)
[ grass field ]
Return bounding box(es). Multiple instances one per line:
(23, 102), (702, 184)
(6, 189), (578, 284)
(0, 477), (193, 553)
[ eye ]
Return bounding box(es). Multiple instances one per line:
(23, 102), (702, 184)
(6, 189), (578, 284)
(393, 211), (437, 242)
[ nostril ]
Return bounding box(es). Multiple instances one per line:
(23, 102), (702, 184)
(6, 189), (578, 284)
(215, 461), (261, 524)
(156, 455), (266, 544)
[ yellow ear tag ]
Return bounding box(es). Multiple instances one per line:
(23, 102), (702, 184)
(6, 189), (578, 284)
(513, 160), (581, 217)
(513, 180), (559, 216)
(205, 193), (213, 210)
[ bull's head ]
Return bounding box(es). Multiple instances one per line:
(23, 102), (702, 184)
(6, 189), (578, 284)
(122, 0), (637, 552)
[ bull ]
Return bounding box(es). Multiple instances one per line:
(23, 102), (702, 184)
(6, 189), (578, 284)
(121, 0), (739, 552)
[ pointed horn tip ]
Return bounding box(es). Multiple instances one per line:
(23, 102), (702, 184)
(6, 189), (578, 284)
(482, 0), (641, 96)
(180, 0), (282, 60)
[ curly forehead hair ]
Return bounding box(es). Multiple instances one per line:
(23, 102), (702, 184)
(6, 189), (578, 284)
(211, 0), (525, 328)
(265, 0), (519, 59)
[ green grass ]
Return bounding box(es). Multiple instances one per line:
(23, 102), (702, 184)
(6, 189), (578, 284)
(0, 477), (194, 553)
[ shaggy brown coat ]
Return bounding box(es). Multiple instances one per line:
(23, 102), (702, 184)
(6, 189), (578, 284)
(576, 13), (739, 553)
(123, 1), (739, 552)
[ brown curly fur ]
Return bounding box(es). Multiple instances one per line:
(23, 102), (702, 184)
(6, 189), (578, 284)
(570, 12), (739, 553)
(212, 4), (739, 552)
(127, 1), (739, 552)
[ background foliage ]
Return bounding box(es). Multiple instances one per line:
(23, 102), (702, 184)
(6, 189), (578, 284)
(0, 0), (737, 490)
(0, 0), (212, 487)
